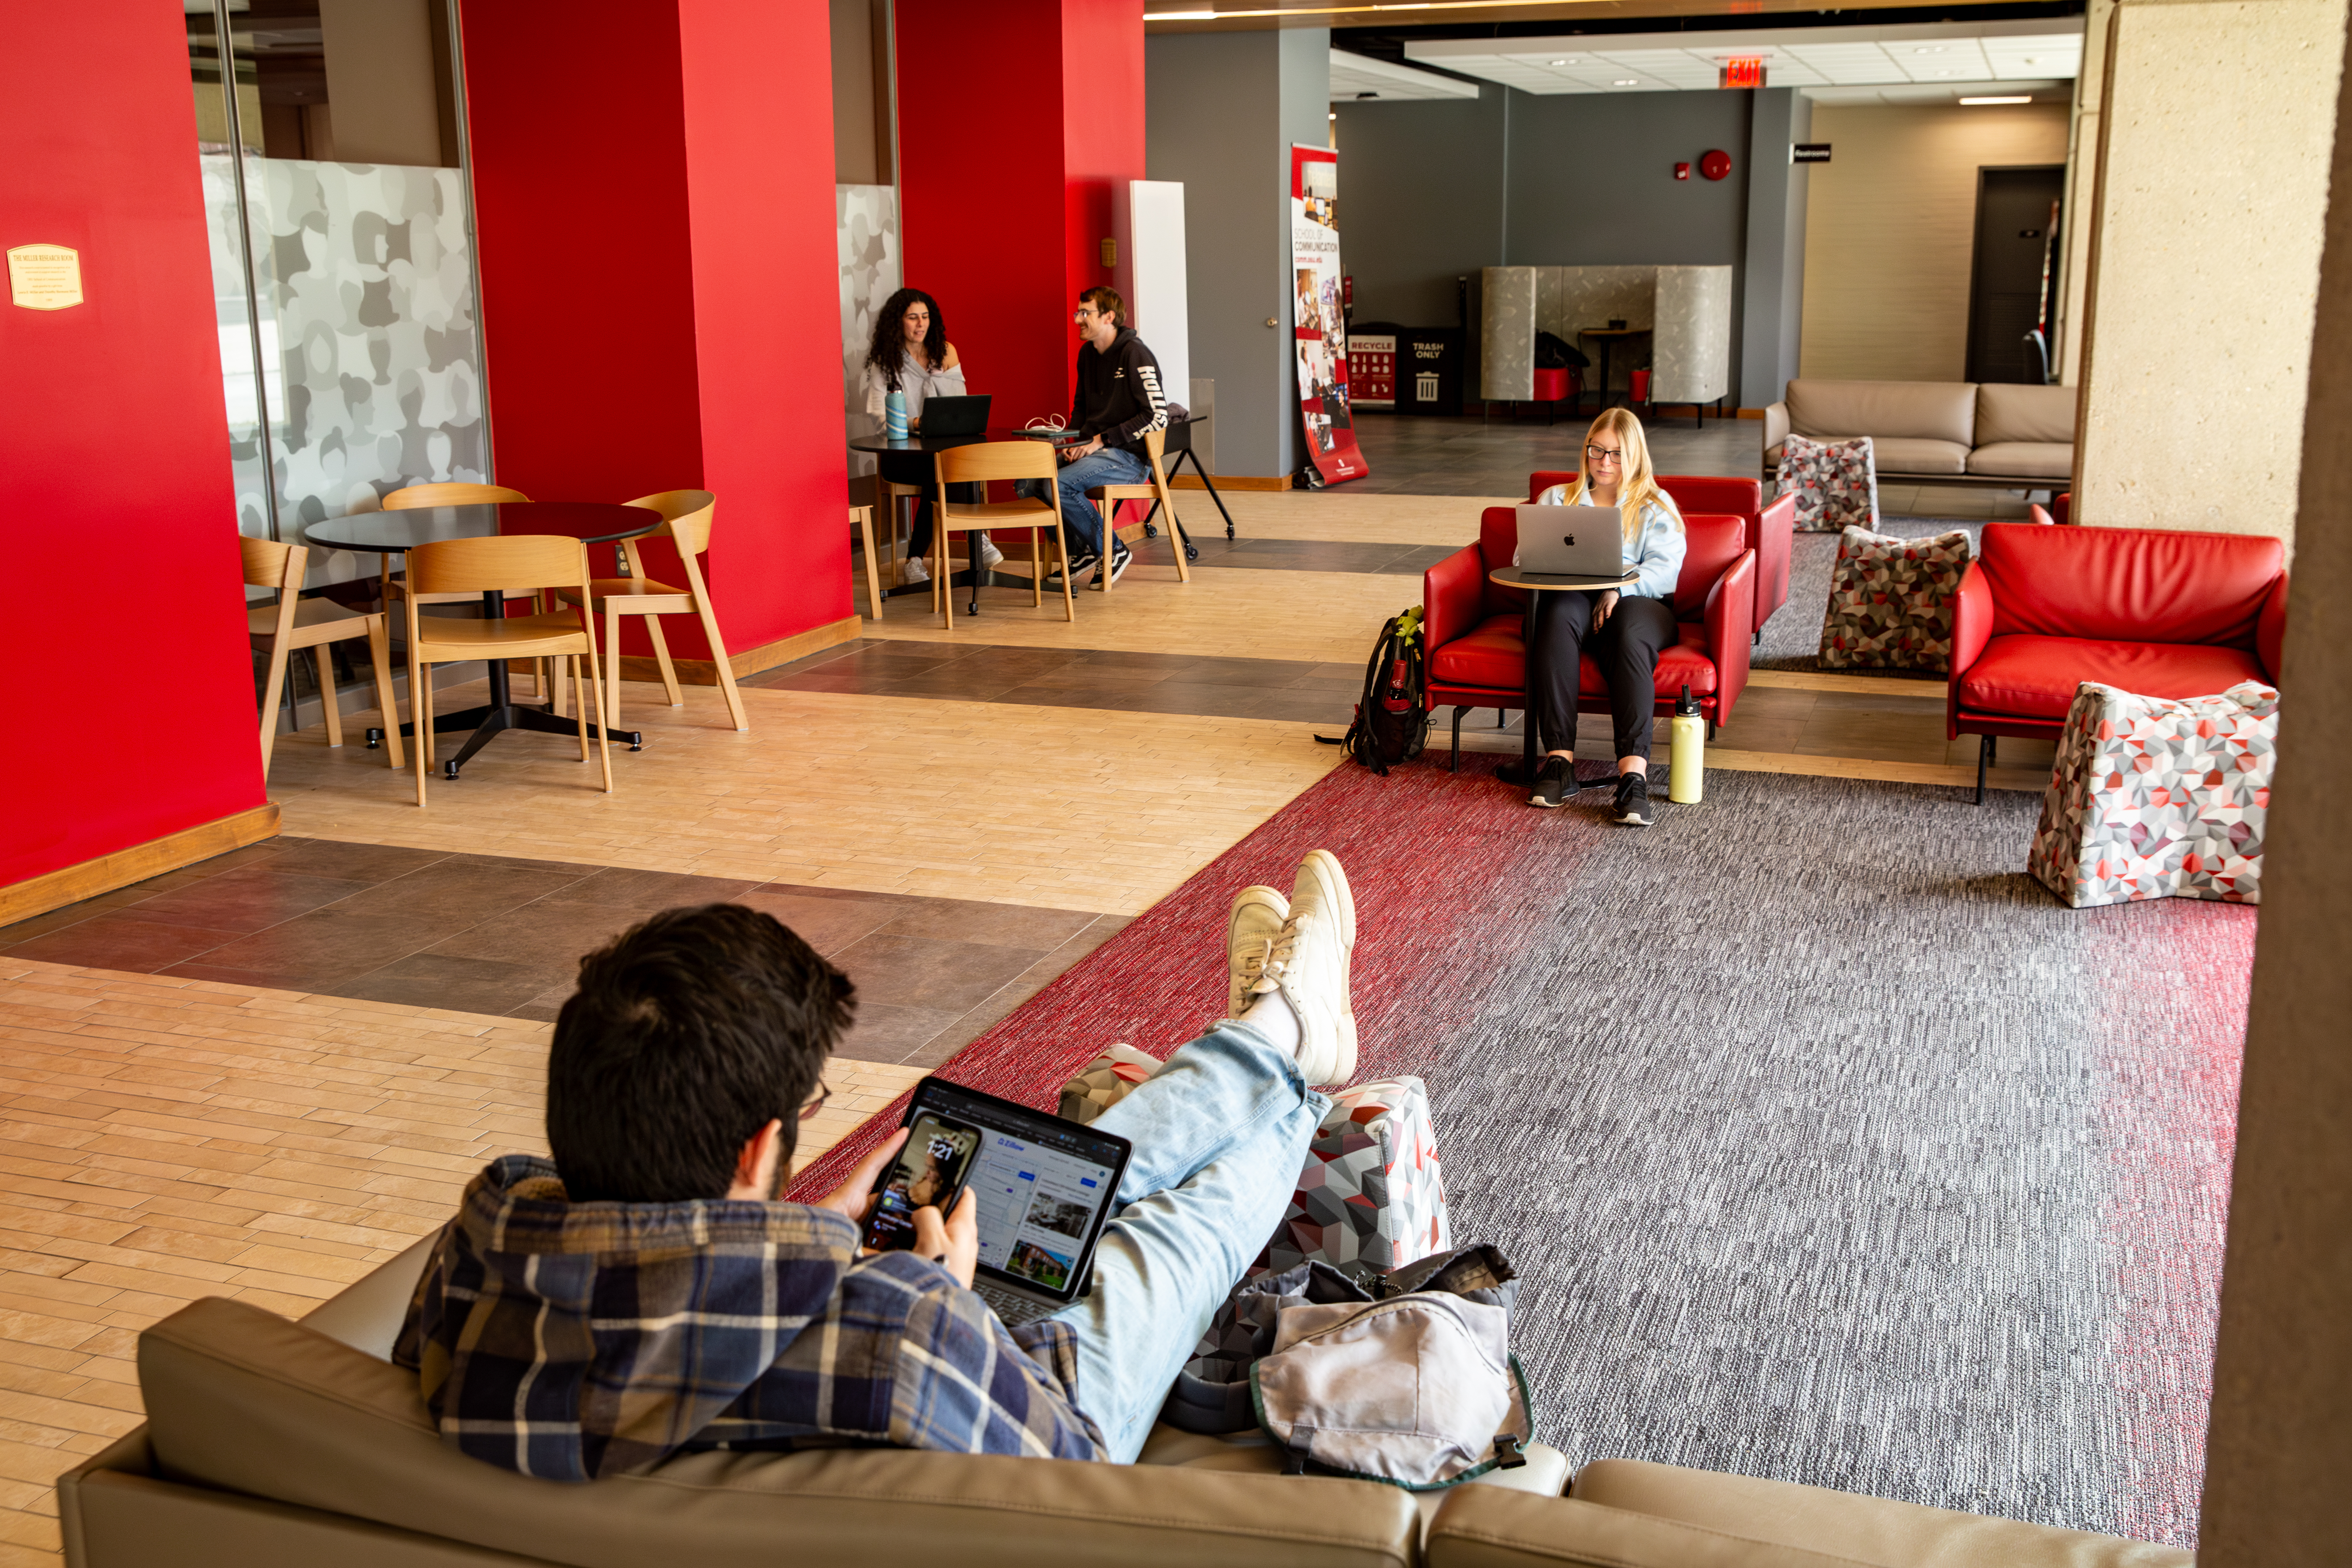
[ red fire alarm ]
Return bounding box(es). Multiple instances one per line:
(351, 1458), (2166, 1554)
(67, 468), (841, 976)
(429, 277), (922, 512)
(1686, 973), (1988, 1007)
(1698, 149), (1733, 181)
(1674, 162), (1690, 181)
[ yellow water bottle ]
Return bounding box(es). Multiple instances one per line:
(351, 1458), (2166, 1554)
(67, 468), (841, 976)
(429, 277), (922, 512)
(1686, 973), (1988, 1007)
(1669, 683), (1704, 804)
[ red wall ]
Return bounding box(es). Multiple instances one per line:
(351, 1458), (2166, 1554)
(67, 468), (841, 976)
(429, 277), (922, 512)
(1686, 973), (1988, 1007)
(899, 0), (1146, 430)
(1, 3), (267, 888)
(458, 0), (848, 661)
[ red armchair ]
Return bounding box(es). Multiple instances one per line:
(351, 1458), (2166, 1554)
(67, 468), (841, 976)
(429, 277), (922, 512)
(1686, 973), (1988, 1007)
(1423, 507), (1754, 767)
(1949, 522), (2288, 800)
(1529, 472), (1792, 643)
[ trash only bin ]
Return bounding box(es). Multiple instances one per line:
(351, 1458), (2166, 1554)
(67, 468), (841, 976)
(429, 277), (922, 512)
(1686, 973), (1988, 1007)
(1398, 328), (1464, 417)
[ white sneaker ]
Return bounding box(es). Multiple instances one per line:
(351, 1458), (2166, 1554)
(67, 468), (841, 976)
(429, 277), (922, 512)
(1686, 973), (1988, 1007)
(978, 536), (1005, 570)
(900, 556), (930, 585)
(1227, 885), (1290, 1019)
(1262, 850), (1358, 1087)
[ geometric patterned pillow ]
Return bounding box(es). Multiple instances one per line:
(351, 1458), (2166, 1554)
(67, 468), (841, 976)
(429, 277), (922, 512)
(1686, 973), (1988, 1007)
(1817, 526), (1973, 671)
(1776, 432), (1879, 533)
(2027, 681), (2277, 908)
(1055, 1041), (1162, 1125)
(1255, 1076), (1449, 1282)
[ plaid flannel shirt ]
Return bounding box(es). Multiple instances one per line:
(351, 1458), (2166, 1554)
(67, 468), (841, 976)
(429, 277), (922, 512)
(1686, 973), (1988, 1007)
(393, 1155), (1109, 1480)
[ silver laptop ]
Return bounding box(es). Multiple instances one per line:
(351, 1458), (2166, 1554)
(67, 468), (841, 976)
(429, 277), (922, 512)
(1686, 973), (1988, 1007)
(1516, 504), (1631, 581)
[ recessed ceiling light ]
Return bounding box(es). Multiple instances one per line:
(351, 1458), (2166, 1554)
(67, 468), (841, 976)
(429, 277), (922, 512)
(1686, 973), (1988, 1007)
(1613, 78), (1639, 86)
(1914, 46), (1945, 54)
(1959, 95), (2031, 105)
(1549, 58), (1567, 65)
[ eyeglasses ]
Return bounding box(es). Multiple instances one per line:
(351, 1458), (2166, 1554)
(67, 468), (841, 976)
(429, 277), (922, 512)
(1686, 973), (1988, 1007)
(798, 1081), (831, 1122)
(1585, 445), (1625, 465)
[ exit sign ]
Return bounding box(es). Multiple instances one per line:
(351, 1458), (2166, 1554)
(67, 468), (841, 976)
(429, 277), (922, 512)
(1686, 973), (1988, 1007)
(1720, 57), (1765, 88)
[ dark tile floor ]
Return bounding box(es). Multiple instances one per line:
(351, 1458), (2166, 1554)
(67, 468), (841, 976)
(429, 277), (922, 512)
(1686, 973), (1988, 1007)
(1345, 410), (1762, 495)
(747, 638), (1369, 724)
(0, 837), (1126, 1068)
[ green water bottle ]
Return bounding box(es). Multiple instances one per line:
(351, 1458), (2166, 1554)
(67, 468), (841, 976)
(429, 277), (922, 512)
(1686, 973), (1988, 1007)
(1669, 683), (1704, 804)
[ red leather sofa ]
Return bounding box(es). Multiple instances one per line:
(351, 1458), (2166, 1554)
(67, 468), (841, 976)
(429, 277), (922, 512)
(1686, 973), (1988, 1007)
(1950, 522), (2288, 800)
(1424, 507), (1754, 765)
(1529, 472), (1794, 643)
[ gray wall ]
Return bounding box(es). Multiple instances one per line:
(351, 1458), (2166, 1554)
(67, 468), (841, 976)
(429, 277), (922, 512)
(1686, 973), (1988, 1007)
(1146, 27), (1328, 478)
(1334, 84), (1774, 406)
(1740, 89), (1811, 407)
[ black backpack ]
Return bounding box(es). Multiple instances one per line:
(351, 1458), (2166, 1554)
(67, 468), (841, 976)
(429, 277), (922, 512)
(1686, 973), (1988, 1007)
(1319, 608), (1427, 775)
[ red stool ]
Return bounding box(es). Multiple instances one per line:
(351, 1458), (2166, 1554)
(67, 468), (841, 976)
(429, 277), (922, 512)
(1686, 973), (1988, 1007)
(1512, 367), (1576, 424)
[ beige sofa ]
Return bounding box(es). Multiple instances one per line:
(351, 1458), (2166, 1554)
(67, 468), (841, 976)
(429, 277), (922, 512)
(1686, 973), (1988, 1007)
(1764, 379), (2076, 487)
(59, 1241), (2189, 1567)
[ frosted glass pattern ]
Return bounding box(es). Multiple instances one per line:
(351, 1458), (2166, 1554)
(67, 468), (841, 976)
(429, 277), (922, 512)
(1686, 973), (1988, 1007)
(247, 160), (485, 584)
(199, 154), (275, 543)
(838, 184), (901, 481)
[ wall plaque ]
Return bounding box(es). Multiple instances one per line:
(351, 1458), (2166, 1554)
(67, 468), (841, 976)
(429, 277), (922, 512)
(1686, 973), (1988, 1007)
(8, 244), (84, 310)
(1792, 143), (1833, 164)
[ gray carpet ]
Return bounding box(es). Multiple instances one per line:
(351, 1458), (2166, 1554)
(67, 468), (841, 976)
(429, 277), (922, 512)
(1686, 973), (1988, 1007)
(1755, 517), (1985, 675)
(1403, 765), (2242, 1548)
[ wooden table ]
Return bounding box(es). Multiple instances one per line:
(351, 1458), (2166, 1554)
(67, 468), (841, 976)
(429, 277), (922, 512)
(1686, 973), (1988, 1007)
(301, 501), (660, 776)
(1488, 565), (1639, 786)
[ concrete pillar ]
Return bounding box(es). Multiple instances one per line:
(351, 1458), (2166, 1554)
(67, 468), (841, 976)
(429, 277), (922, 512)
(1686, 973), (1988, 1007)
(1739, 87), (1810, 410)
(2195, 16), (2352, 1555)
(2070, 0), (2348, 541)
(1147, 24), (1329, 479)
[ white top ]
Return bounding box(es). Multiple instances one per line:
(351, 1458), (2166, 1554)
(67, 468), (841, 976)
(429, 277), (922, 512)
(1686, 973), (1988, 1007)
(865, 351), (967, 420)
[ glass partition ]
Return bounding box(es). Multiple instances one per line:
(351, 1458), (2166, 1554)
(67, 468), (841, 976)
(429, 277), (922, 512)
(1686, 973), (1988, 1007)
(189, 0), (484, 589)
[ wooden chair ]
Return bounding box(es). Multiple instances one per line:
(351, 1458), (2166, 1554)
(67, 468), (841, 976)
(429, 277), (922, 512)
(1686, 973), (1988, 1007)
(875, 471), (927, 587)
(402, 535), (610, 807)
(244, 537), (406, 776)
(553, 490), (749, 734)
(852, 504), (887, 620)
(381, 482), (546, 694)
(1082, 427), (1192, 591)
(931, 441), (1074, 631)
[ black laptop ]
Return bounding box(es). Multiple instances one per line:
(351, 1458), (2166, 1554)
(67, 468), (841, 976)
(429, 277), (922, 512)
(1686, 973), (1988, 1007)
(917, 394), (990, 436)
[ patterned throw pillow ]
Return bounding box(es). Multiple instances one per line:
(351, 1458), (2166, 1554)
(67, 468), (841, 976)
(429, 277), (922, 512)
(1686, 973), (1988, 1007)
(1817, 526), (1973, 671)
(2027, 681), (2277, 908)
(1776, 432), (1879, 533)
(1256, 1077), (1449, 1281)
(1056, 1042), (1162, 1125)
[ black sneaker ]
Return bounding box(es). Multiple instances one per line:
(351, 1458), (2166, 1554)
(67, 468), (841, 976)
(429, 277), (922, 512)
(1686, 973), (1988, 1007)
(1091, 542), (1133, 589)
(1613, 771), (1653, 826)
(1528, 756), (1571, 808)
(1046, 551), (1098, 590)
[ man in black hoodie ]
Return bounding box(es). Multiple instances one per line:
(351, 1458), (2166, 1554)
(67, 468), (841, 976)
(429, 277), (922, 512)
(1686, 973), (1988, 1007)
(1027, 286), (1168, 588)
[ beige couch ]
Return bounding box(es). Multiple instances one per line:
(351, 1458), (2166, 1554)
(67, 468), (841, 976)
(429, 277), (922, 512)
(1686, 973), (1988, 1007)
(59, 1241), (2189, 1567)
(1764, 378), (2076, 487)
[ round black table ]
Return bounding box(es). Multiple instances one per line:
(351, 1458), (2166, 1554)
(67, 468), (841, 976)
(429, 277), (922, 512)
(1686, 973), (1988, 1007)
(848, 419), (1227, 611)
(302, 502), (661, 775)
(1488, 567), (1640, 786)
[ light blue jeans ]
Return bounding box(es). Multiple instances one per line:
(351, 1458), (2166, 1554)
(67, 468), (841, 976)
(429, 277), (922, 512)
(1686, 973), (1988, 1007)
(1051, 1022), (1326, 1463)
(1016, 445), (1150, 560)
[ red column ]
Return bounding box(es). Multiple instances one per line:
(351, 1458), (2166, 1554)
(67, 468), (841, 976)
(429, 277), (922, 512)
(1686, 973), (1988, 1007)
(896, 0), (1145, 430)
(458, 0), (850, 670)
(3, 2), (266, 890)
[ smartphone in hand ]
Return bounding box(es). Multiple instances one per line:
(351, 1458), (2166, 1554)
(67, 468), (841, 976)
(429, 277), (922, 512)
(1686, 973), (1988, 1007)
(860, 1112), (980, 1252)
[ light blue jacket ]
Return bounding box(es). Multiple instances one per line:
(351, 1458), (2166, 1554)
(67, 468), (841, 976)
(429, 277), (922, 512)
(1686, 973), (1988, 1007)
(1528, 485), (1687, 601)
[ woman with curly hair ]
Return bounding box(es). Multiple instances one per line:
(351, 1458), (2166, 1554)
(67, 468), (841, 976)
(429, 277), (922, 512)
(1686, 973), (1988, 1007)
(863, 288), (995, 585)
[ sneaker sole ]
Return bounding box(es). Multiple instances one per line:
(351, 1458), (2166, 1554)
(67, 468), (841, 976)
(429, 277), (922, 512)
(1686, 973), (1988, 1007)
(1616, 807), (1652, 826)
(1292, 851), (1357, 1084)
(1226, 885), (1290, 1019)
(1528, 791), (1563, 808)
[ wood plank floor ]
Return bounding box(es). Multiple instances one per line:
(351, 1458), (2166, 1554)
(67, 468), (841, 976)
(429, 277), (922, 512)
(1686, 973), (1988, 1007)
(0, 958), (922, 1563)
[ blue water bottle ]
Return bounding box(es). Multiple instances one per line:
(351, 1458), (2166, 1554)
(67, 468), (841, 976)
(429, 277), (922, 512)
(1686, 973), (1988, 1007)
(884, 389), (909, 441)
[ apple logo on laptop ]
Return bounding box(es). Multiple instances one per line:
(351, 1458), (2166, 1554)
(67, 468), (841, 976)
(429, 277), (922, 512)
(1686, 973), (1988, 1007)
(1562, 533), (1576, 546)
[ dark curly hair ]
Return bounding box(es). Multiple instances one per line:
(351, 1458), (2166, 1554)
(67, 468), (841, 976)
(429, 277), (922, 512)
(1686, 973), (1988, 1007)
(865, 287), (948, 392)
(548, 904), (854, 1203)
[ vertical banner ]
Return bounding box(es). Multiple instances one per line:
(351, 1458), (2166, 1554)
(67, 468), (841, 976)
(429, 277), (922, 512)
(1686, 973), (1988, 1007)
(1291, 145), (1368, 485)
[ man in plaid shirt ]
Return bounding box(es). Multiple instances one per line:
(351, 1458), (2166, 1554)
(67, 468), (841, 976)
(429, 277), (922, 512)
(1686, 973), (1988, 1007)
(395, 852), (1359, 1479)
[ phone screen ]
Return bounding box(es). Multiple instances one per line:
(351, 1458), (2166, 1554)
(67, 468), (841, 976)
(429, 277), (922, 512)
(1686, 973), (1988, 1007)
(860, 1112), (980, 1252)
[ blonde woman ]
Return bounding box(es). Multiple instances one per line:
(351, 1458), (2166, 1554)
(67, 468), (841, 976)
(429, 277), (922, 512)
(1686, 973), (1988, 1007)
(1520, 407), (1687, 823)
